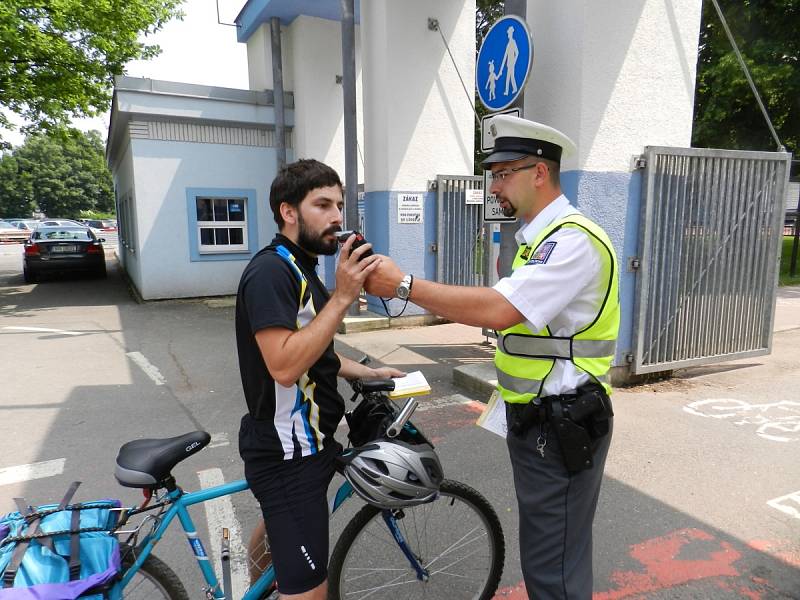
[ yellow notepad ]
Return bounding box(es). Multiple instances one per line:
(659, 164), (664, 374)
(388, 370), (432, 399)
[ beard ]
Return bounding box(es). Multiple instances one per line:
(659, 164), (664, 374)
(297, 214), (339, 256)
(499, 197), (517, 217)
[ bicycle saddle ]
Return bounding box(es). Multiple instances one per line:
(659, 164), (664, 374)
(115, 431), (211, 488)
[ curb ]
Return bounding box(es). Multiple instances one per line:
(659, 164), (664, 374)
(452, 363), (496, 401)
(338, 312), (448, 334)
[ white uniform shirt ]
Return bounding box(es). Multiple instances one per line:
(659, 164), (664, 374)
(493, 195), (604, 396)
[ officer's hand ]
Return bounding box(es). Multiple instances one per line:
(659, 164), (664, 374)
(334, 235), (381, 302)
(364, 255), (404, 298)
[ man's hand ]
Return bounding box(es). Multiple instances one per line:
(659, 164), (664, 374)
(334, 235), (381, 305)
(337, 354), (405, 381)
(366, 366), (406, 380)
(364, 255), (404, 298)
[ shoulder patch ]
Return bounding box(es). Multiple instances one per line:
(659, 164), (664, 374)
(526, 241), (557, 265)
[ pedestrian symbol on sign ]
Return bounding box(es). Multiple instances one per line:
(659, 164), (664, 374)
(476, 16), (533, 111)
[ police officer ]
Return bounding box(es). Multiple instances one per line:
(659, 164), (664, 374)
(365, 115), (620, 599)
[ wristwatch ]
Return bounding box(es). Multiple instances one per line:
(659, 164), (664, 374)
(396, 274), (413, 300)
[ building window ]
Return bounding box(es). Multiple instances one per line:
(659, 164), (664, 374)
(117, 190), (137, 253)
(186, 187), (258, 262)
(196, 197), (248, 253)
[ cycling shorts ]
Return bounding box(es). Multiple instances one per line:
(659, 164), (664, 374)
(240, 415), (342, 594)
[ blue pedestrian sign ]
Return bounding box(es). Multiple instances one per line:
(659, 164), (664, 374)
(476, 16), (533, 111)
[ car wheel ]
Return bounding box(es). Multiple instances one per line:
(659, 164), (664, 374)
(23, 268), (37, 283)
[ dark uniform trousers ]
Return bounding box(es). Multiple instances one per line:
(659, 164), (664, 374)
(506, 417), (613, 600)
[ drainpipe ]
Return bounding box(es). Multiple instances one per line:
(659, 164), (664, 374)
(341, 0), (360, 315)
(271, 17), (286, 169)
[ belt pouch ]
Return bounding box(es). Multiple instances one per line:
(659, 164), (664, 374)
(551, 399), (594, 472)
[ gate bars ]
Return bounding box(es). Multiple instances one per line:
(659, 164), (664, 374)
(435, 175), (485, 287)
(632, 146), (791, 374)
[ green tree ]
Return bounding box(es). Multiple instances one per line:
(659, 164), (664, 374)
(0, 0), (183, 148)
(0, 129), (113, 218)
(0, 154), (33, 217)
(693, 0), (799, 154)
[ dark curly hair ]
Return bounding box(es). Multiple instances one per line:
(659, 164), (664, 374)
(269, 159), (343, 228)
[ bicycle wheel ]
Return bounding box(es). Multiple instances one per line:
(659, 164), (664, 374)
(328, 479), (504, 600)
(119, 544), (190, 600)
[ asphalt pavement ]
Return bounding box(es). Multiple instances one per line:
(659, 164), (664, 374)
(1, 243), (798, 599)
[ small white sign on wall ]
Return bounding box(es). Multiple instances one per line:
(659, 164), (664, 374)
(466, 189), (484, 205)
(398, 193), (424, 224)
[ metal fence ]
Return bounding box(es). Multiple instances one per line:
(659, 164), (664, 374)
(435, 175), (485, 286)
(632, 146), (792, 374)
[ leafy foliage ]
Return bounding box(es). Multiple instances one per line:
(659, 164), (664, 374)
(0, 129), (113, 218)
(693, 0), (799, 154)
(0, 0), (183, 147)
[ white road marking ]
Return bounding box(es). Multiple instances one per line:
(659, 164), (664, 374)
(767, 490), (800, 520)
(0, 458), (66, 486)
(415, 393), (476, 412)
(209, 433), (230, 448)
(683, 398), (800, 442)
(126, 351), (166, 386)
(197, 468), (248, 599)
(2, 326), (84, 336)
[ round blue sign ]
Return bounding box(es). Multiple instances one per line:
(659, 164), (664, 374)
(476, 16), (533, 111)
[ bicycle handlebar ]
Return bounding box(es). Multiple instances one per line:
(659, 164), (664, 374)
(385, 398), (418, 438)
(347, 356), (422, 440)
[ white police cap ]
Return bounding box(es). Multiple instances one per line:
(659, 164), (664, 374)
(482, 115), (576, 167)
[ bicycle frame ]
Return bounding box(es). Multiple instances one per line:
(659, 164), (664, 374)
(116, 387), (434, 599)
(117, 475), (426, 600)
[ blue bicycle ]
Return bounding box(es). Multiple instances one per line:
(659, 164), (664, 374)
(111, 379), (505, 599)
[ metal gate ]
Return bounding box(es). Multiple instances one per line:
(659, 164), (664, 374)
(435, 175), (485, 286)
(632, 146), (792, 374)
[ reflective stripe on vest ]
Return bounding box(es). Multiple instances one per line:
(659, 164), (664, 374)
(497, 334), (616, 359)
(494, 214), (620, 404)
(496, 370), (545, 396)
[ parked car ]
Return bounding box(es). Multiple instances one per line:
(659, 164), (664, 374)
(85, 219), (118, 234)
(23, 226), (106, 282)
(39, 219), (85, 227)
(9, 219), (40, 233)
(0, 220), (30, 243)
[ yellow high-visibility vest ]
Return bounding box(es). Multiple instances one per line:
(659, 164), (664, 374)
(494, 214), (620, 403)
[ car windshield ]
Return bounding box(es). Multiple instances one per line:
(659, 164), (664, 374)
(34, 228), (93, 241)
(0, 220), (15, 228)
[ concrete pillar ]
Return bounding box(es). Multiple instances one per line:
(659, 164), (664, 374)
(524, 0), (703, 368)
(245, 16), (365, 287)
(361, 0), (476, 315)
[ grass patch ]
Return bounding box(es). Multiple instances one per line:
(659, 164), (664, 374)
(780, 236), (800, 286)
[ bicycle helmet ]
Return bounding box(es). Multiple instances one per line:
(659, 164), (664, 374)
(339, 439), (444, 509)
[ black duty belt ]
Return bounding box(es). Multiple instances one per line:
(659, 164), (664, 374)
(506, 383), (612, 435)
(507, 383), (614, 472)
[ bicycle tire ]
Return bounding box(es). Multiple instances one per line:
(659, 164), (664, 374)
(328, 479), (504, 600)
(119, 543), (190, 600)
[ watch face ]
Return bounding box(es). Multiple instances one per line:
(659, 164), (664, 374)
(396, 275), (412, 300)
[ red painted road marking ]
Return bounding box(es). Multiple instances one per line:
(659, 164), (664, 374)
(594, 528), (742, 599)
(492, 529), (791, 599)
(493, 581), (528, 599)
(747, 539), (800, 569)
